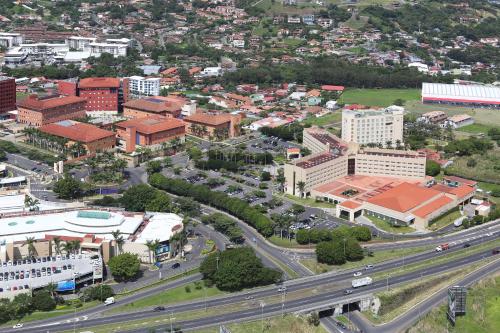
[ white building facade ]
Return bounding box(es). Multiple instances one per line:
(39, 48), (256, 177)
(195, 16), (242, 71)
(128, 76), (161, 96)
(341, 106), (404, 147)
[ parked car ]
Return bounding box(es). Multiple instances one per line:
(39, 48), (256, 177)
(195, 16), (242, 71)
(171, 263), (181, 269)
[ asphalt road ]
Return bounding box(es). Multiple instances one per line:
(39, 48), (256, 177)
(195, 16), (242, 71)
(349, 257), (500, 333)
(321, 316), (356, 333)
(5, 239), (498, 333)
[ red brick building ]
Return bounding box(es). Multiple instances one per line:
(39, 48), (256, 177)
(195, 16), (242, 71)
(78, 78), (120, 115)
(184, 112), (243, 140)
(40, 120), (116, 158)
(58, 80), (78, 96)
(0, 77), (16, 115)
(115, 116), (185, 153)
(17, 95), (86, 127)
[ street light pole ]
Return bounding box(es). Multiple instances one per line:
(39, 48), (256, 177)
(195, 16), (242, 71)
(386, 274), (390, 291)
(169, 311), (175, 332)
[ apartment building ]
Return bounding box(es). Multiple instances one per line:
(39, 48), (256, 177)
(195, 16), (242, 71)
(17, 95), (86, 127)
(0, 76), (16, 115)
(128, 76), (160, 97)
(341, 106), (404, 147)
(355, 148), (426, 179)
(284, 152), (348, 197)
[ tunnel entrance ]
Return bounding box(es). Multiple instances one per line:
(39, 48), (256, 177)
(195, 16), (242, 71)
(318, 308), (334, 318)
(342, 301), (360, 313)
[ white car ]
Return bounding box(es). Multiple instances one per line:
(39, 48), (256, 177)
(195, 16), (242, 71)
(277, 286), (287, 292)
(13, 323), (23, 328)
(353, 271), (362, 277)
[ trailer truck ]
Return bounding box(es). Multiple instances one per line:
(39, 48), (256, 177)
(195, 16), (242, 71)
(351, 277), (373, 288)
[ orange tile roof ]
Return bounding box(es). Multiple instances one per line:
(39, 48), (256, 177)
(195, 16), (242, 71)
(367, 182), (441, 213)
(17, 95), (86, 111)
(116, 116), (185, 135)
(449, 185), (475, 199)
(40, 121), (115, 143)
(184, 113), (232, 126)
(79, 77), (120, 89)
(339, 200), (362, 209)
(123, 98), (181, 113)
(413, 195), (453, 218)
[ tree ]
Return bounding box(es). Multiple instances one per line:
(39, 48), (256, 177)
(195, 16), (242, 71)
(345, 238), (364, 261)
(11, 293), (33, 317)
(349, 226), (372, 242)
(145, 191), (171, 212)
(111, 230), (124, 255)
(425, 160), (441, 176)
(108, 253), (141, 281)
(316, 241), (346, 265)
(81, 285), (114, 302)
(467, 158), (477, 167)
(45, 283), (58, 300)
(296, 181), (306, 197)
(200, 248), (281, 291)
(260, 171), (271, 181)
(24, 237), (37, 258)
(53, 175), (85, 199)
(276, 168), (286, 191)
(120, 184), (157, 211)
(32, 291), (56, 312)
(52, 237), (62, 255)
(146, 160), (163, 175)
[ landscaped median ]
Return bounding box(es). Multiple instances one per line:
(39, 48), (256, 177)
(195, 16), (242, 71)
(300, 245), (433, 274)
(363, 259), (498, 325)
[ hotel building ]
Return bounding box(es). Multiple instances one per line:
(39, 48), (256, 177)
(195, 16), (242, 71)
(341, 106), (404, 147)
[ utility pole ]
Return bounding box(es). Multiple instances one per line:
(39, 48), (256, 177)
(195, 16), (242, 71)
(169, 312), (175, 332)
(260, 301), (265, 332)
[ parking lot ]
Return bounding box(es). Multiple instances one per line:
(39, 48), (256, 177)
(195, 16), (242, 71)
(0, 254), (102, 297)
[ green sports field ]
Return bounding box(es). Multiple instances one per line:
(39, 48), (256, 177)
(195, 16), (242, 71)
(339, 88), (421, 107)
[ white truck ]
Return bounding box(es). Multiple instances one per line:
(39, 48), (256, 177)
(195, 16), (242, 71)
(104, 297), (115, 305)
(352, 277), (373, 288)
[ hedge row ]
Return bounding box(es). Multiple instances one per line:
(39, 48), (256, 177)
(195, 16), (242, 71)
(149, 173), (274, 237)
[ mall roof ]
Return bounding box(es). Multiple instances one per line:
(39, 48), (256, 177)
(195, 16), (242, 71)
(422, 83), (500, 104)
(412, 195), (453, 218)
(367, 182), (442, 213)
(40, 120), (115, 143)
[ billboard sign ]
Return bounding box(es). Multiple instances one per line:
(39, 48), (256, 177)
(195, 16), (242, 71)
(448, 286), (467, 325)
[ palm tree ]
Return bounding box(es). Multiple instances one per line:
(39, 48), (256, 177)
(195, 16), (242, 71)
(24, 237), (37, 258)
(145, 240), (157, 264)
(71, 240), (81, 254)
(53, 237), (62, 255)
(63, 241), (73, 255)
(297, 181), (306, 198)
(385, 140), (393, 148)
(395, 139), (402, 150)
(45, 283), (57, 300)
(111, 230), (123, 255)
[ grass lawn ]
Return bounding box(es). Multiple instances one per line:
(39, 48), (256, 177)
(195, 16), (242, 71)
(300, 245), (432, 274)
(283, 194), (336, 209)
(408, 274), (500, 333)
(301, 112), (342, 127)
(339, 88), (420, 107)
(194, 314), (329, 333)
(0, 300), (100, 328)
(428, 209), (462, 231)
(107, 282), (224, 314)
(268, 235), (303, 248)
(283, 37), (305, 48)
(365, 215), (417, 234)
(446, 151), (500, 184)
(457, 123), (494, 134)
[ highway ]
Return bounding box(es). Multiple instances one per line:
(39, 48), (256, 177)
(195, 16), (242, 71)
(3, 234), (498, 333)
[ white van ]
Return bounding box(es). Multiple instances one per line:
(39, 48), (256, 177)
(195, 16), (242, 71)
(104, 297), (115, 305)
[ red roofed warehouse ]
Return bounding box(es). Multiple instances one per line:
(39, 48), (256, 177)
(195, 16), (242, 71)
(115, 116), (186, 153)
(78, 77), (120, 115)
(39, 120), (116, 158)
(17, 95), (86, 127)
